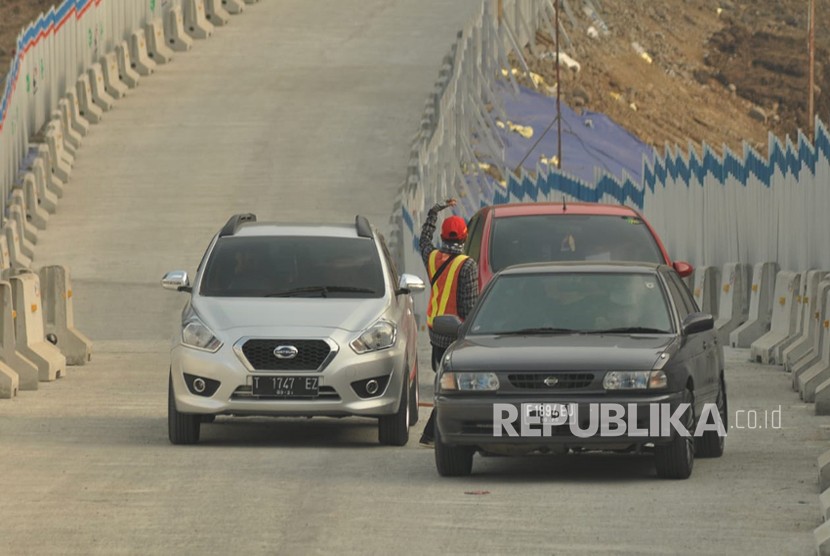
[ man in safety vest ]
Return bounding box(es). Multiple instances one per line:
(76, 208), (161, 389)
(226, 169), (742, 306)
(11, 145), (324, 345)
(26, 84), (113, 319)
(418, 198), (479, 446)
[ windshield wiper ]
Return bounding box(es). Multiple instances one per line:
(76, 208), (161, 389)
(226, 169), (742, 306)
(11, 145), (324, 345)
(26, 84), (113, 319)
(497, 327), (584, 336)
(265, 286), (377, 298)
(588, 326), (671, 334)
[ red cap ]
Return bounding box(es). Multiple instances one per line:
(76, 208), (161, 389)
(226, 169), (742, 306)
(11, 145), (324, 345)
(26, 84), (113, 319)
(441, 215), (468, 242)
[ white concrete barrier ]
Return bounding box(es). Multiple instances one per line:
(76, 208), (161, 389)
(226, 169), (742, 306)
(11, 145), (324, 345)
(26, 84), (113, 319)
(821, 489), (830, 521)
(818, 519), (830, 555)
(10, 272), (66, 381)
(0, 281), (38, 391)
(19, 172), (49, 229)
(0, 236), (12, 274)
(129, 29), (157, 76)
(39, 266), (92, 365)
(61, 92), (90, 137)
(166, 7), (194, 52)
(730, 262), (778, 348)
(33, 145), (66, 199)
(52, 109), (81, 155)
(88, 64), (116, 112)
(750, 271), (800, 364)
(185, 0), (215, 39)
(4, 225), (32, 270)
(205, 0), (231, 26)
(692, 266), (720, 316)
(774, 270), (814, 363)
(714, 263), (751, 344)
(0, 357), (18, 399)
(795, 281), (830, 400)
(6, 206), (36, 260)
(76, 74), (103, 124)
(29, 158), (60, 212)
(784, 270), (830, 371)
(9, 190), (38, 247)
(222, 0), (245, 14)
(146, 19), (175, 64)
(45, 123), (73, 181)
(101, 52), (129, 99)
(115, 41), (141, 88)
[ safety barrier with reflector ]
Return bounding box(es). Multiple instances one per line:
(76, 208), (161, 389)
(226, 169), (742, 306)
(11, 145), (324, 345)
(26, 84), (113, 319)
(76, 73), (103, 124)
(793, 280), (830, 401)
(783, 270), (830, 371)
(10, 272), (66, 382)
(38, 266), (92, 366)
(146, 19), (175, 64)
(62, 90), (90, 137)
(5, 225), (32, 270)
(185, 0), (215, 39)
(222, 0), (245, 14)
(205, 0), (231, 26)
(19, 172), (50, 229)
(0, 281), (38, 392)
(751, 271), (801, 365)
(714, 263), (751, 345)
(8, 191), (38, 252)
(28, 159), (59, 212)
(731, 262), (779, 347)
(129, 29), (157, 76)
(101, 52), (129, 99)
(167, 7), (195, 52)
(51, 110), (78, 158)
(116, 41), (141, 88)
(88, 64), (116, 111)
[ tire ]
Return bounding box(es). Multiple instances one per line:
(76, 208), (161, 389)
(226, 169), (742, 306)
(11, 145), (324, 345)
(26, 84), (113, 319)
(654, 388), (694, 479)
(696, 376), (727, 458)
(434, 426), (473, 476)
(408, 358), (420, 427)
(379, 374), (409, 446)
(168, 373), (201, 445)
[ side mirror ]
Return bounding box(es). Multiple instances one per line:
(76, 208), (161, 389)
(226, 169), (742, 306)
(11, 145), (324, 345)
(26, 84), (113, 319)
(162, 270), (191, 293)
(432, 315), (463, 339)
(673, 261), (694, 278)
(682, 312), (714, 335)
(397, 273), (426, 295)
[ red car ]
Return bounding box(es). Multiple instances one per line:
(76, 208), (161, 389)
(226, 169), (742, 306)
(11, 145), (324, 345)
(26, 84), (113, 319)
(463, 202), (693, 290)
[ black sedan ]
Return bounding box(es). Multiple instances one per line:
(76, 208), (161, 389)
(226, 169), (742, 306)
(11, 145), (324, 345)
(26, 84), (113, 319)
(432, 262), (727, 479)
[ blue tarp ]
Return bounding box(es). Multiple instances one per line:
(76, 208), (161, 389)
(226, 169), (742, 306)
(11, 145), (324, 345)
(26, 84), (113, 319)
(493, 82), (654, 184)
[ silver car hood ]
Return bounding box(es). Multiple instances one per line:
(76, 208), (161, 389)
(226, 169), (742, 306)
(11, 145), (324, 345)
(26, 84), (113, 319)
(192, 296), (389, 333)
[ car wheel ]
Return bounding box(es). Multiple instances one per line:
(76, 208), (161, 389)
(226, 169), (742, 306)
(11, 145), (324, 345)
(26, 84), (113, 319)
(408, 357), (419, 427)
(434, 426), (473, 477)
(378, 374), (409, 446)
(168, 372), (200, 445)
(654, 388), (694, 479)
(696, 376), (727, 458)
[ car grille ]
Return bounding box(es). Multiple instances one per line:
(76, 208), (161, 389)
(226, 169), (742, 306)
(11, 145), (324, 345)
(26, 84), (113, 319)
(508, 373), (595, 389)
(240, 339), (333, 371)
(231, 385), (340, 400)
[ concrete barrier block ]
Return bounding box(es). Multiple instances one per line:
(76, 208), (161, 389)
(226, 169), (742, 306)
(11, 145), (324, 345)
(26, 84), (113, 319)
(731, 262), (779, 347)
(76, 74), (103, 124)
(785, 271), (830, 371)
(792, 279), (830, 382)
(63, 90), (90, 136)
(692, 266), (720, 316)
(129, 29), (157, 76)
(715, 263), (751, 344)
(146, 19), (174, 64)
(0, 360), (18, 399)
(773, 270), (814, 363)
(815, 377), (830, 414)
(57, 99), (85, 147)
(817, 520), (830, 555)
(10, 273), (66, 381)
(205, 0), (231, 26)
(796, 282), (830, 400)
(30, 158), (60, 211)
(4, 225), (32, 270)
(820, 450), (830, 492)
(0, 236), (12, 274)
(39, 266), (92, 366)
(115, 41), (141, 88)
(52, 109), (80, 155)
(821, 489), (830, 521)
(9, 190), (38, 247)
(8, 210), (35, 261)
(751, 271), (800, 364)
(101, 52), (128, 98)
(0, 281), (38, 391)
(185, 0), (215, 38)
(222, 0), (245, 14)
(19, 173), (49, 229)
(45, 123), (73, 180)
(88, 64), (115, 111)
(166, 7), (194, 52)
(33, 145), (65, 199)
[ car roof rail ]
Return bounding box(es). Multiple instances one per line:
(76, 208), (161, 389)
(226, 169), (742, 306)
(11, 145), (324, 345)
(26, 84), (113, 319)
(355, 215), (373, 238)
(219, 213), (257, 237)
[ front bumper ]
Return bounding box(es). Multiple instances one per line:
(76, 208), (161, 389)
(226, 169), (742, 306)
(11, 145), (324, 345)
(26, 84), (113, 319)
(435, 392), (684, 450)
(170, 338), (408, 418)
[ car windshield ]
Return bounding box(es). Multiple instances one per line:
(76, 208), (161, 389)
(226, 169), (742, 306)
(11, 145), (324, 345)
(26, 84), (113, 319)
(467, 272), (674, 335)
(489, 214), (665, 272)
(199, 236), (385, 298)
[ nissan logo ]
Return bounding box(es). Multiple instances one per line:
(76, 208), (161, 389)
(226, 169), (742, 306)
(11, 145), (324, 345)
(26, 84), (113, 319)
(273, 345), (299, 359)
(543, 376), (559, 387)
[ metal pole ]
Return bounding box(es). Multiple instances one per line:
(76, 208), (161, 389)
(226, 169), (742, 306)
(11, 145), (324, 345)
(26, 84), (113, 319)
(809, 0), (816, 137)
(555, 0), (562, 169)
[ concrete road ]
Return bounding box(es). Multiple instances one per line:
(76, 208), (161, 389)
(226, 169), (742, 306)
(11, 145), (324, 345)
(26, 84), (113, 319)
(1, 0), (828, 554)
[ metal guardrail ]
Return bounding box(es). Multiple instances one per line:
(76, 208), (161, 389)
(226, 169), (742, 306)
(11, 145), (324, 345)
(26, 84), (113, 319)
(0, 0), (187, 216)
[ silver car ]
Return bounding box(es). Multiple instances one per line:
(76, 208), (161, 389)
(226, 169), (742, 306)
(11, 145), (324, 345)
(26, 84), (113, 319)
(162, 214), (425, 445)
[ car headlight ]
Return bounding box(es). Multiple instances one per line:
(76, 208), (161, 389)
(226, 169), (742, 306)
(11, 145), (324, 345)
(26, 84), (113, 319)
(603, 370), (667, 390)
(440, 372), (500, 392)
(350, 320), (397, 354)
(182, 318), (222, 352)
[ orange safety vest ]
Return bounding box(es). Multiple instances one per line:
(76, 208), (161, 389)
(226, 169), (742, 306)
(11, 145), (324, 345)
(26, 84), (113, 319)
(427, 250), (469, 328)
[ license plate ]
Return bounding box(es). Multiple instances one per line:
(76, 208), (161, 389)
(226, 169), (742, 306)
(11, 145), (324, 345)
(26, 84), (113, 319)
(523, 403), (572, 423)
(252, 376), (319, 398)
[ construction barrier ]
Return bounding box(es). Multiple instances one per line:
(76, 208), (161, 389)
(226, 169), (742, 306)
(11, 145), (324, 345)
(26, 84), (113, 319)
(784, 270), (829, 371)
(38, 265), (92, 365)
(10, 272), (66, 381)
(714, 263), (750, 344)
(750, 271), (800, 364)
(0, 281), (38, 391)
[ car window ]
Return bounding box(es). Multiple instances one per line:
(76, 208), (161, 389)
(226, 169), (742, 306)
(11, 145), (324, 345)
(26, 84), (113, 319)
(464, 211), (484, 258)
(468, 272), (673, 335)
(665, 271), (697, 317)
(489, 214), (665, 272)
(200, 236), (385, 298)
(377, 233), (398, 286)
